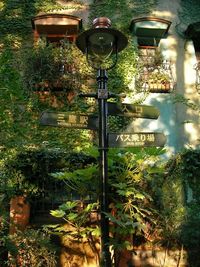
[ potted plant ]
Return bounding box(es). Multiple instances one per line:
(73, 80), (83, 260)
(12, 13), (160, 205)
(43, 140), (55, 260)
(136, 48), (175, 93)
(2, 169), (39, 234)
(0, 151), (41, 234)
(21, 39), (87, 105)
(148, 70), (172, 92)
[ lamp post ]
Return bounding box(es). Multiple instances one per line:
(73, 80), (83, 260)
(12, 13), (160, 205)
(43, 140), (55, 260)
(76, 17), (127, 266)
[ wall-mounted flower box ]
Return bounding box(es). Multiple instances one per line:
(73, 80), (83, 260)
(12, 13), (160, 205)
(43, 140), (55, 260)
(137, 67), (175, 93)
(22, 40), (85, 105)
(136, 49), (175, 93)
(145, 69), (173, 93)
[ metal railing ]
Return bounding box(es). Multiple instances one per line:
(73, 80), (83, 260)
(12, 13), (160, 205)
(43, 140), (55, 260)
(135, 48), (175, 93)
(136, 60), (175, 93)
(194, 62), (200, 93)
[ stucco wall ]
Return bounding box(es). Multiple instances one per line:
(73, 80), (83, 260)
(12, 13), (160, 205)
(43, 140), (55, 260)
(55, 0), (200, 154)
(131, 0), (200, 154)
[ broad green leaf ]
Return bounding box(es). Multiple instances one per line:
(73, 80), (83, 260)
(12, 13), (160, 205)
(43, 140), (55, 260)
(59, 201), (78, 211)
(50, 209), (65, 218)
(67, 212), (78, 221)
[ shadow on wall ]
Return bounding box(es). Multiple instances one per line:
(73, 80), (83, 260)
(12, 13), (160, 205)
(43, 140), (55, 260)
(131, 247), (187, 267)
(127, 94), (179, 157)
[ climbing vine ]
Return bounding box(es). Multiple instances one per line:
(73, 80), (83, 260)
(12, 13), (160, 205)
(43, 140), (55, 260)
(89, 0), (158, 31)
(176, 0), (200, 36)
(0, 0), (84, 46)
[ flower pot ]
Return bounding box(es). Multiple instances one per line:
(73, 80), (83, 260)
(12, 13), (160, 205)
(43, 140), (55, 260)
(9, 196), (30, 234)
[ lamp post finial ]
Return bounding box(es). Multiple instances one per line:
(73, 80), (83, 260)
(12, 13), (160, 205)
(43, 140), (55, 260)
(92, 17), (111, 29)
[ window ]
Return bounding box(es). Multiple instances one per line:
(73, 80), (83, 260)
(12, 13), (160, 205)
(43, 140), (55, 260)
(130, 17), (174, 93)
(130, 17), (171, 48)
(30, 14), (83, 104)
(31, 14), (82, 44)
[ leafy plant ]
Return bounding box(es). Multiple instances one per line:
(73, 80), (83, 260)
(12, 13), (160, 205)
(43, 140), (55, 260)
(21, 39), (86, 94)
(7, 229), (58, 267)
(49, 201), (100, 239)
(49, 147), (165, 265)
(151, 149), (200, 253)
(148, 70), (171, 84)
(135, 47), (174, 94)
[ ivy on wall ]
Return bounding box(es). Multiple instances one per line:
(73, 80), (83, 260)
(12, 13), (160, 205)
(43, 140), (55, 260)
(176, 0), (200, 36)
(159, 149), (200, 258)
(0, 0), (83, 46)
(179, 0), (200, 26)
(0, 0), (158, 149)
(89, 0), (158, 31)
(0, 0), (94, 151)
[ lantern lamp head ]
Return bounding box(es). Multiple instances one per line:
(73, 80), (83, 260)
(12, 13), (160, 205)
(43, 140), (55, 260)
(76, 17), (128, 69)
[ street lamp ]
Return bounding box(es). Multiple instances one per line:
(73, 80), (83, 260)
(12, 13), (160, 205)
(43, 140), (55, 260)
(76, 17), (127, 266)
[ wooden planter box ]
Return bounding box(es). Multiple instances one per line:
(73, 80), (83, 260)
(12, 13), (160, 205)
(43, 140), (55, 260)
(148, 81), (172, 93)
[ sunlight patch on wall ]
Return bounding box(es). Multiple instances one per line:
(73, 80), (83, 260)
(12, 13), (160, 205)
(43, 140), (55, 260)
(184, 41), (196, 93)
(152, 11), (172, 19)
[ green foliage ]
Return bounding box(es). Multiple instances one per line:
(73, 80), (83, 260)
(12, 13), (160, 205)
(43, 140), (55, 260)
(0, 0), (81, 45)
(21, 39), (90, 94)
(151, 149), (200, 250)
(7, 229), (58, 267)
(49, 147), (165, 259)
(90, 0), (157, 31)
(108, 115), (133, 132)
(166, 149), (200, 202)
(178, 0), (200, 33)
(51, 164), (98, 200)
(0, 0), (34, 39)
(0, 148), (96, 200)
(0, 198), (10, 266)
(107, 41), (139, 96)
(0, 148), (56, 199)
(49, 201), (100, 239)
(0, 46), (92, 149)
(180, 203), (200, 250)
(0, 48), (32, 148)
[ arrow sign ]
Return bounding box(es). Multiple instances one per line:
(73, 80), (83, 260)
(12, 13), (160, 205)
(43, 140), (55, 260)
(108, 132), (166, 148)
(108, 102), (159, 119)
(40, 112), (98, 130)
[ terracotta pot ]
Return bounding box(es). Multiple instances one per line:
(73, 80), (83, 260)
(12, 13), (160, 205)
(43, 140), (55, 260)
(9, 196), (30, 234)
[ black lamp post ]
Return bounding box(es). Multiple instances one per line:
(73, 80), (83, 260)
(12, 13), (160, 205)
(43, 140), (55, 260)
(76, 17), (127, 266)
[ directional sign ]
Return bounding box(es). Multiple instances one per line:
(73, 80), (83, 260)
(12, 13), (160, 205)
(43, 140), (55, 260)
(108, 132), (166, 148)
(108, 102), (159, 119)
(40, 112), (98, 130)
